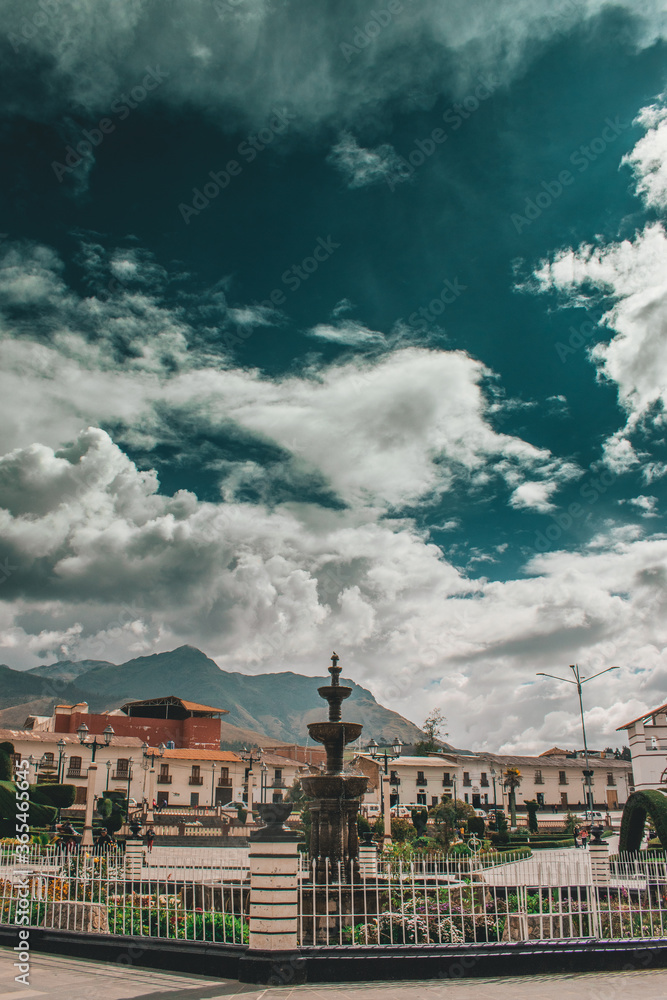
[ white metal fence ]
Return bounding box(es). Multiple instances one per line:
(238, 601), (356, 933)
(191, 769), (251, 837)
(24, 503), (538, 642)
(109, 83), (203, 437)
(0, 851), (249, 944)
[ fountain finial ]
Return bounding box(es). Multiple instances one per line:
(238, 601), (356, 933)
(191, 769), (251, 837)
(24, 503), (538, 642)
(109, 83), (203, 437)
(329, 651), (341, 686)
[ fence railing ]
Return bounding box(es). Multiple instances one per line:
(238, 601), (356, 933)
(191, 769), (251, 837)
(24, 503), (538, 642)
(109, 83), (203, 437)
(297, 855), (667, 946)
(0, 853), (249, 944)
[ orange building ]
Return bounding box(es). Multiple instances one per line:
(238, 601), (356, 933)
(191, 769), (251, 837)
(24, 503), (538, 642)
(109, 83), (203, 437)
(53, 695), (228, 750)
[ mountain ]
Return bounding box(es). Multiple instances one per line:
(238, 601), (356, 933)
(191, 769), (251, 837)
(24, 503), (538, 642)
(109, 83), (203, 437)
(0, 646), (425, 745)
(27, 659), (113, 683)
(0, 664), (91, 719)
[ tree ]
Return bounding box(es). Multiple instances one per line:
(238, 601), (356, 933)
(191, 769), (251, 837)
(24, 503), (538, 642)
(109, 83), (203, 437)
(524, 799), (539, 834)
(429, 797), (474, 850)
(414, 709), (448, 756)
(503, 767), (522, 827)
(96, 791), (127, 835)
(410, 808), (429, 838)
(0, 742), (14, 782)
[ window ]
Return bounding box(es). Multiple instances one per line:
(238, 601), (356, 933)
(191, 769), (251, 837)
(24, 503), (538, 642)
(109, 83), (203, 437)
(159, 763), (169, 776)
(534, 769), (544, 784)
(464, 793), (469, 803)
(390, 770), (399, 784)
(442, 772), (450, 785)
(416, 771), (427, 786)
(559, 770), (568, 785)
(417, 792), (426, 805)
(189, 765), (203, 785)
(274, 768), (283, 784)
(607, 772), (616, 786)
(67, 755), (83, 776)
(480, 772), (489, 787)
(218, 767), (229, 784)
(537, 792), (545, 806)
(463, 771), (471, 786)
(43, 752), (54, 763)
(192, 765), (200, 778)
(272, 792), (283, 803)
(116, 758), (129, 775)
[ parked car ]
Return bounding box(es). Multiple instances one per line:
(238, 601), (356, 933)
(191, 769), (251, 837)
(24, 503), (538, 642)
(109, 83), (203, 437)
(576, 811), (606, 824)
(473, 808), (488, 819)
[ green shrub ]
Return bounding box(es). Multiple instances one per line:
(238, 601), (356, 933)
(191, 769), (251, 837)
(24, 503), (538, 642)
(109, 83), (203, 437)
(467, 816), (485, 838)
(619, 791), (667, 852)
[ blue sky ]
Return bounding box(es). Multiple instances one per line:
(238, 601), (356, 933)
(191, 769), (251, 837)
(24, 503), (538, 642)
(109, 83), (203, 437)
(1, 0), (667, 752)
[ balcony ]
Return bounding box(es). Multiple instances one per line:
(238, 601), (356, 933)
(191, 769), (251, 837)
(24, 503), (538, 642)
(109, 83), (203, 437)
(189, 776), (204, 786)
(390, 777), (400, 786)
(442, 778), (452, 787)
(480, 779), (489, 788)
(416, 779), (428, 787)
(157, 774), (172, 784)
(462, 779), (471, 787)
(534, 777), (545, 785)
(217, 778), (232, 787)
(66, 769), (84, 778)
(113, 770), (130, 780)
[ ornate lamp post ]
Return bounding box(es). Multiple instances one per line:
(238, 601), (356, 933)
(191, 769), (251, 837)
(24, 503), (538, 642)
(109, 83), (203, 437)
(105, 759), (111, 791)
(261, 762), (268, 804)
(126, 757), (133, 810)
(77, 724), (115, 847)
(490, 766), (498, 814)
(366, 737), (403, 844)
(211, 762), (217, 808)
(537, 664), (620, 822)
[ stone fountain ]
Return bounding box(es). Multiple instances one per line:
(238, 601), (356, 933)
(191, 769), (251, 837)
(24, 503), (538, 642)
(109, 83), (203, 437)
(300, 652), (368, 875)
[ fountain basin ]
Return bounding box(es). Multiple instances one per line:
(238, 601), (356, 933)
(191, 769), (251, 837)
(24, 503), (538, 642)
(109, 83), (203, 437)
(307, 721), (363, 745)
(301, 774), (368, 799)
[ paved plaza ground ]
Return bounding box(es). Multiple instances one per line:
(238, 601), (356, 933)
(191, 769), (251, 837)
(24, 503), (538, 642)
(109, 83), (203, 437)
(2, 949), (667, 1000)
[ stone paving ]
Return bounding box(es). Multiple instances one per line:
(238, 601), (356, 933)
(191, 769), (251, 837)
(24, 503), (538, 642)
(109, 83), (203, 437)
(2, 949), (667, 1000)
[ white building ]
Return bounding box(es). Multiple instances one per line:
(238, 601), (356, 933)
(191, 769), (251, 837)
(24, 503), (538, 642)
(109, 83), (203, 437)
(0, 728), (300, 813)
(355, 754), (462, 810)
(617, 702), (667, 794)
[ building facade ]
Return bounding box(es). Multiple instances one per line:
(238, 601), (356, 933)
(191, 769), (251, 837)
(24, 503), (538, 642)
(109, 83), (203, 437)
(617, 702), (667, 793)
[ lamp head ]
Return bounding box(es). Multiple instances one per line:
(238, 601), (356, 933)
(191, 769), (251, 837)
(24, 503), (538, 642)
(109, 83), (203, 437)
(77, 722), (89, 744)
(392, 738), (403, 755)
(366, 739), (379, 757)
(141, 741), (149, 754)
(57, 738), (66, 749)
(158, 742), (166, 756)
(103, 725), (115, 745)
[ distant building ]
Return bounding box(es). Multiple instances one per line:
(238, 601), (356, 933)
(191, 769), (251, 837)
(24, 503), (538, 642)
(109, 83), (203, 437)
(617, 702), (667, 794)
(37, 696), (228, 750)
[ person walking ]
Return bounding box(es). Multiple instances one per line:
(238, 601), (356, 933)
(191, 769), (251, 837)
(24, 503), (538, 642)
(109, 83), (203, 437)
(573, 823), (580, 848)
(580, 826), (588, 849)
(146, 826), (155, 854)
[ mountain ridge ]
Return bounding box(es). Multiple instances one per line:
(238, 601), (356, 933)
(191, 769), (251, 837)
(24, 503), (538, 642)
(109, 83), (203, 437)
(2, 646), (425, 745)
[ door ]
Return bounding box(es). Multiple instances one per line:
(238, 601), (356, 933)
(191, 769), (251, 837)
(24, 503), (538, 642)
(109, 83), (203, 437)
(606, 789), (618, 808)
(190, 792), (199, 808)
(472, 794), (481, 807)
(560, 791), (568, 807)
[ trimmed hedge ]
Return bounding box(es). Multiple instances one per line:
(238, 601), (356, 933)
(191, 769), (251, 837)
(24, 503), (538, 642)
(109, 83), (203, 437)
(619, 790), (667, 852)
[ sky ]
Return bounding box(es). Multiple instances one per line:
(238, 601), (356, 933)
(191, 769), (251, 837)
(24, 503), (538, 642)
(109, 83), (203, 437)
(1, 0), (667, 754)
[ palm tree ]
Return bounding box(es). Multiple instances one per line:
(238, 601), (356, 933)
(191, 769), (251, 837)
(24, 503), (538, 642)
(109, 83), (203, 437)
(503, 767), (522, 828)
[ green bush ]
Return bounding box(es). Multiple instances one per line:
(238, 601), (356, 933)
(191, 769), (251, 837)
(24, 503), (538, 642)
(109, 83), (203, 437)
(29, 784), (76, 809)
(467, 816), (485, 838)
(619, 791), (667, 852)
(0, 743), (14, 782)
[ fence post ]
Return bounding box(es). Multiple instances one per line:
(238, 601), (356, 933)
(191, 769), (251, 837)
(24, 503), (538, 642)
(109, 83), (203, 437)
(358, 832), (378, 877)
(589, 828), (609, 886)
(124, 838), (143, 879)
(238, 803), (305, 985)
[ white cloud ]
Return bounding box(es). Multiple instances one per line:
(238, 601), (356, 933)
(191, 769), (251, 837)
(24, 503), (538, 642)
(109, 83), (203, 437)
(620, 495), (659, 517)
(622, 99), (667, 211)
(3, 1), (666, 133)
(307, 320), (386, 345)
(327, 132), (404, 188)
(510, 480), (558, 512)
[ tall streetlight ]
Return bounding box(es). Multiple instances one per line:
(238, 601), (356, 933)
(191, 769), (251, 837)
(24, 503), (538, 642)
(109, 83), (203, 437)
(240, 747), (262, 813)
(126, 758), (133, 812)
(537, 663), (620, 822)
(366, 738), (403, 843)
(56, 739), (66, 783)
(105, 759), (112, 791)
(211, 762), (217, 808)
(77, 724), (115, 847)
(490, 766), (498, 815)
(141, 742), (165, 821)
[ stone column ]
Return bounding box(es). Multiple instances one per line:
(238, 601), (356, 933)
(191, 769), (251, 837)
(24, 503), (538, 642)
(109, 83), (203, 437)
(358, 832), (378, 878)
(146, 767), (156, 823)
(81, 764), (98, 847)
(239, 804), (305, 985)
(590, 828), (610, 885)
(124, 838), (143, 878)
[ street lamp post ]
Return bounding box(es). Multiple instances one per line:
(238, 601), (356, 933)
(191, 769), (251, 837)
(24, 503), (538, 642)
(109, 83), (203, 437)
(77, 724), (115, 847)
(211, 762), (217, 808)
(240, 747), (262, 815)
(56, 739), (66, 783)
(126, 758), (133, 811)
(141, 742), (166, 822)
(537, 663), (620, 822)
(490, 766), (498, 815)
(105, 760), (111, 791)
(261, 762), (268, 804)
(366, 738), (403, 844)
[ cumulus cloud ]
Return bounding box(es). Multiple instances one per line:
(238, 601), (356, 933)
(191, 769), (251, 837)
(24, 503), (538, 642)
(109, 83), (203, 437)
(620, 494), (659, 517)
(530, 97), (667, 471)
(307, 320), (386, 345)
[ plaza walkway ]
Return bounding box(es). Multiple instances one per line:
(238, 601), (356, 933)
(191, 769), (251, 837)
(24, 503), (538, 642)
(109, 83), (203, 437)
(1, 949), (666, 1000)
